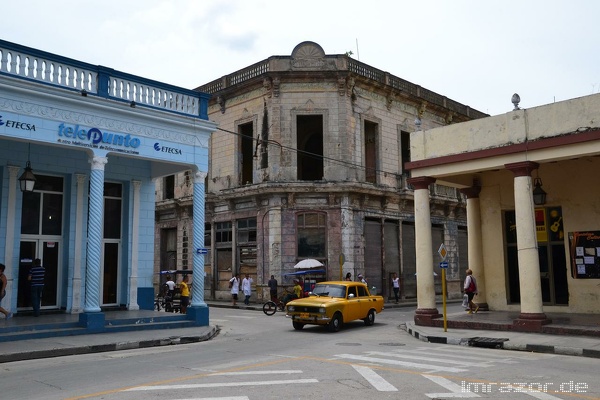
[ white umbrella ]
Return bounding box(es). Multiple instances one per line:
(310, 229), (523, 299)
(293, 259), (324, 269)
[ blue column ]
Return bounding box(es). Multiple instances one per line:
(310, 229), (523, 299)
(187, 170), (209, 325)
(84, 156), (106, 313)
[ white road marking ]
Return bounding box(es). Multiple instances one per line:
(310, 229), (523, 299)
(126, 379), (318, 391)
(423, 375), (480, 398)
(399, 348), (520, 364)
(365, 351), (494, 368)
(502, 385), (565, 400)
(172, 397), (249, 400)
(207, 370), (303, 376)
(334, 353), (468, 373)
(352, 365), (397, 392)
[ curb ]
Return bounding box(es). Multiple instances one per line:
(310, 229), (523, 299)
(401, 322), (599, 359)
(0, 326), (220, 364)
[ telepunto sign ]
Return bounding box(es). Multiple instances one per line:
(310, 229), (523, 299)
(57, 123), (141, 152)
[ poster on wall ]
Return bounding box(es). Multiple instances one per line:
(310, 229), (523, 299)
(568, 231), (600, 278)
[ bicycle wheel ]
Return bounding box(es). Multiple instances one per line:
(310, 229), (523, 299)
(263, 301), (277, 316)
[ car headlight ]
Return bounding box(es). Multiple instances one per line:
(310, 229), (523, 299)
(287, 306), (295, 312)
(319, 307), (326, 313)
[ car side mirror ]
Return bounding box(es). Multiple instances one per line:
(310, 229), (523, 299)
(348, 293), (355, 298)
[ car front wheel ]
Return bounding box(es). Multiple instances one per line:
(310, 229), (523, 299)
(328, 313), (342, 332)
(364, 309), (375, 326)
(292, 321), (305, 330)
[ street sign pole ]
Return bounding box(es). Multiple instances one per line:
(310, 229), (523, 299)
(438, 244), (448, 332)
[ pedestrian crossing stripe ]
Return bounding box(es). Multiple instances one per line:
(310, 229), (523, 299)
(126, 379), (319, 391)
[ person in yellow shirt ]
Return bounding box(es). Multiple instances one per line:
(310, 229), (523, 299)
(179, 275), (190, 314)
(293, 280), (303, 299)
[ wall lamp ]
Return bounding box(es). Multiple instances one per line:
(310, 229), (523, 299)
(19, 144), (36, 192)
(532, 177), (547, 205)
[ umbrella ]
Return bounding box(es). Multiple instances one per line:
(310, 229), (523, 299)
(293, 259), (324, 269)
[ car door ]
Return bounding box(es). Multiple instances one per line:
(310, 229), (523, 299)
(345, 285), (360, 321)
(357, 285), (372, 319)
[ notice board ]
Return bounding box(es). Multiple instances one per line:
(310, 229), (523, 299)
(568, 231), (600, 278)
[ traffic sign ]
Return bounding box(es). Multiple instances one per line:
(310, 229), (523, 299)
(438, 243), (447, 260)
(196, 248), (208, 254)
(439, 261), (449, 269)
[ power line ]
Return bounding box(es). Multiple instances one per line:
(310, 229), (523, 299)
(215, 126), (405, 180)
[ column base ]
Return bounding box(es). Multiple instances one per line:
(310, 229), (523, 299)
(187, 305), (210, 326)
(513, 312), (552, 332)
(414, 308), (442, 326)
(78, 312), (105, 332)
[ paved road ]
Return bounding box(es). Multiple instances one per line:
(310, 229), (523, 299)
(1, 304), (598, 400)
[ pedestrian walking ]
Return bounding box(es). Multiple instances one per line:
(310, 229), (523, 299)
(345, 272), (352, 281)
(357, 273), (367, 284)
(28, 258), (45, 317)
(229, 273), (240, 306)
(0, 263), (13, 319)
(242, 273), (253, 305)
(392, 272), (400, 303)
(463, 269), (479, 314)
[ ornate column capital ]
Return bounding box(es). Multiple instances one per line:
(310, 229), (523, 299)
(89, 156), (108, 170)
(195, 170), (207, 183)
(76, 174), (87, 185)
(8, 165), (21, 178)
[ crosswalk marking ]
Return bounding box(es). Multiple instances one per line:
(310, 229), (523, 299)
(126, 379), (319, 391)
(364, 351), (496, 368)
(352, 365), (397, 392)
(334, 353), (468, 373)
(399, 348), (519, 364)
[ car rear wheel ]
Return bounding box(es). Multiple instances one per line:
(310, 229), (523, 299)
(328, 313), (342, 332)
(292, 321), (305, 330)
(364, 309), (375, 326)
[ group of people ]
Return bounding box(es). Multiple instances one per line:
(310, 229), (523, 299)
(226, 268), (479, 311)
(229, 273), (254, 306)
(1, 258), (45, 319)
(162, 274), (190, 314)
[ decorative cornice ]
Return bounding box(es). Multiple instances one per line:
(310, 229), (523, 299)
(505, 161), (539, 177)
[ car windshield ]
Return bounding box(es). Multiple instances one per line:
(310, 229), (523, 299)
(312, 284), (346, 298)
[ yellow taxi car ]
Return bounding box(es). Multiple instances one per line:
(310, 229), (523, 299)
(285, 281), (384, 332)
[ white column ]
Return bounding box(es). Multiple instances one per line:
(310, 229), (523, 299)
(408, 176), (440, 324)
(505, 162), (549, 327)
(4, 166), (21, 313)
(84, 156), (107, 313)
(71, 174), (87, 313)
(460, 184), (487, 309)
(128, 180), (141, 310)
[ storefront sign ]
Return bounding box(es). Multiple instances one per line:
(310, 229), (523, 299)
(57, 123), (141, 153)
(0, 115), (36, 131)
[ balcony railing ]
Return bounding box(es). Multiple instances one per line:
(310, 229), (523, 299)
(198, 54), (487, 120)
(0, 39), (210, 120)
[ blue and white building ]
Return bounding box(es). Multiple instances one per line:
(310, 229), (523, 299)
(0, 40), (215, 327)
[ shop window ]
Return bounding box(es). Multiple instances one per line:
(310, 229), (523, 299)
(21, 175), (64, 235)
(297, 212), (326, 258)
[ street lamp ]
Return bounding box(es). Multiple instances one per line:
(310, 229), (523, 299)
(19, 144), (36, 192)
(532, 177), (547, 205)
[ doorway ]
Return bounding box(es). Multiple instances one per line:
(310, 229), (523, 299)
(17, 240), (60, 311)
(505, 207), (569, 305)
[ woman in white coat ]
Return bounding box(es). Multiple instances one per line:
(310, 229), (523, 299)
(229, 273), (240, 306)
(241, 273), (253, 305)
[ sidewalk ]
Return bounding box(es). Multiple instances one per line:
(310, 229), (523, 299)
(0, 300), (598, 363)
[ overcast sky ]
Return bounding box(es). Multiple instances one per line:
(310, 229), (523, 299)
(1, 0), (598, 116)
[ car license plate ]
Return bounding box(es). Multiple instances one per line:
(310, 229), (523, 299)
(300, 312), (309, 319)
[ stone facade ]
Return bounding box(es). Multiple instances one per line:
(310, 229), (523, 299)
(155, 42), (488, 302)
